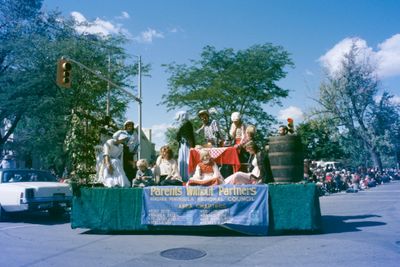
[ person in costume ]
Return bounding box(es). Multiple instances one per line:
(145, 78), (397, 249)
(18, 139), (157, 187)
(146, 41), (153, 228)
(175, 111), (195, 181)
(224, 141), (272, 185)
(196, 109), (223, 147)
(229, 112), (247, 146)
(229, 112), (250, 171)
(187, 149), (224, 186)
(112, 120), (138, 182)
(98, 131), (131, 188)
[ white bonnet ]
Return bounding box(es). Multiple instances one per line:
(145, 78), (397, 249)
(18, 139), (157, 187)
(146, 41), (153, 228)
(231, 112), (241, 122)
(113, 130), (129, 141)
(175, 111), (188, 122)
(124, 120), (134, 127)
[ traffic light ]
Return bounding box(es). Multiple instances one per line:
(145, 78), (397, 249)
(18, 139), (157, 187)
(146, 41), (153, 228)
(56, 58), (72, 88)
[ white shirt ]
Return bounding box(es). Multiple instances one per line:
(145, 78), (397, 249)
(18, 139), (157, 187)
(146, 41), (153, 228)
(0, 159), (15, 169)
(250, 156), (260, 177)
(191, 162), (222, 182)
(154, 156), (181, 180)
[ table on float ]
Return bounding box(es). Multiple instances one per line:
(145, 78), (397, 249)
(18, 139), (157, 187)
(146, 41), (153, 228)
(71, 183), (322, 235)
(188, 147), (241, 174)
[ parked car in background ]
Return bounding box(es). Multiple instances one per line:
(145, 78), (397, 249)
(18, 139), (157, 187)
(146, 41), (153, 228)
(0, 169), (72, 221)
(311, 161), (343, 171)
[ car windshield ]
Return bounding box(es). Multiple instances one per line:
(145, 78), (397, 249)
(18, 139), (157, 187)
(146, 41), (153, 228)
(1, 170), (58, 183)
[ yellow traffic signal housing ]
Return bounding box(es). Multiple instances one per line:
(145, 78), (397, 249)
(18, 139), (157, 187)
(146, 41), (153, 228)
(56, 58), (72, 88)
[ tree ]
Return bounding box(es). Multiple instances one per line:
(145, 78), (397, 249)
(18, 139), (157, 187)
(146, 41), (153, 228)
(161, 44), (293, 144)
(0, 1), (146, 179)
(369, 92), (400, 167)
(316, 41), (399, 170)
(296, 119), (345, 161)
(0, 0), (44, 151)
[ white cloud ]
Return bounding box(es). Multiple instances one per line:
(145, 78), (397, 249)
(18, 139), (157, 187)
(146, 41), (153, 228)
(278, 106), (304, 122)
(70, 12), (165, 44)
(305, 69), (314, 76)
(374, 94), (400, 105)
(392, 95), (400, 104)
(319, 37), (375, 77)
(116, 11), (130, 19)
(319, 34), (400, 78)
(134, 28), (164, 43)
(376, 34), (400, 77)
(168, 26), (184, 33)
(71, 11), (85, 23)
(70, 11), (128, 37)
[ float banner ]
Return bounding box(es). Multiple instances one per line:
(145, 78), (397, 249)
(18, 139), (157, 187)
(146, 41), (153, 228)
(141, 185), (268, 232)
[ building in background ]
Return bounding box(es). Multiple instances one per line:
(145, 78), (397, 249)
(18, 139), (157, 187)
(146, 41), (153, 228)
(140, 128), (156, 164)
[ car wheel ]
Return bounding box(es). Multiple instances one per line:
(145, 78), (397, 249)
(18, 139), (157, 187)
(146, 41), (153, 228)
(0, 204), (7, 222)
(48, 207), (65, 218)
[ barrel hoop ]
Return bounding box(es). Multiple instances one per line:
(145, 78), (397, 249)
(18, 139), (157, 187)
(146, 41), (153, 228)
(271, 165), (302, 170)
(269, 152), (302, 157)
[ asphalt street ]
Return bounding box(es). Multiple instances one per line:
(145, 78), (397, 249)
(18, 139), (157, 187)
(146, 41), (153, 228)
(0, 181), (399, 267)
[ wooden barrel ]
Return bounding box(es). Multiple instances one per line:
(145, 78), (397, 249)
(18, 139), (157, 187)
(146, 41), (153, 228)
(268, 135), (303, 183)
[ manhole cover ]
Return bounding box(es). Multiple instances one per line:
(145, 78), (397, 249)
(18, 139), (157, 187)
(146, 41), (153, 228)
(160, 247), (207, 260)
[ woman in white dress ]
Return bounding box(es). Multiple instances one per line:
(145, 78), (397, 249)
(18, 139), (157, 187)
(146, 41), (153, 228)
(98, 131), (131, 188)
(224, 141), (268, 185)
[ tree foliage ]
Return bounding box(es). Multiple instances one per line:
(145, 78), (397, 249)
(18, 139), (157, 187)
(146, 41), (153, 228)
(296, 119), (345, 161)
(0, 0), (145, 178)
(315, 41), (399, 169)
(161, 44), (293, 144)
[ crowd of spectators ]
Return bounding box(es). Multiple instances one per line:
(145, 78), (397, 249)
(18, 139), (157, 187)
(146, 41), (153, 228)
(305, 164), (400, 196)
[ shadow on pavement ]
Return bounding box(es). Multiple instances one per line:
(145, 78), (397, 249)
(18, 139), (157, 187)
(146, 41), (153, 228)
(78, 214), (386, 236)
(81, 225), (248, 237)
(322, 214), (385, 234)
(2, 211), (70, 225)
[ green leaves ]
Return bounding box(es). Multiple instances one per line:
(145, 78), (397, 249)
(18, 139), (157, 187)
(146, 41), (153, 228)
(161, 44), (293, 143)
(297, 119), (345, 162)
(0, 2), (143, 178)
(316, 43), (400, 169)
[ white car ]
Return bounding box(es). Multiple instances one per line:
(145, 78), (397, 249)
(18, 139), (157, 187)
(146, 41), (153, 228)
(0, 169), (72, 221)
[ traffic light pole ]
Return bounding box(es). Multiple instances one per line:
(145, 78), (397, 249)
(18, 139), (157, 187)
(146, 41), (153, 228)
(63, 56), (142, 103)
(61, 56), (143, 160)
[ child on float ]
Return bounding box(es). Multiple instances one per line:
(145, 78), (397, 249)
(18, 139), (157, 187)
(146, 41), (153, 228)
(132, 159), (155, 188)
(187, 149), (224, 186)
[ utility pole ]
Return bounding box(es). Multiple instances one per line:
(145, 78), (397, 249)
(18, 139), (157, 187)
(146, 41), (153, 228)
(106, 54), (111, 116)
(137, 56), (142, 159)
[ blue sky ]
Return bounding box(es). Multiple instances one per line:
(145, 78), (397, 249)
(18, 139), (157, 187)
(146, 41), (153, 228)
(43, 0), (400, 149)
